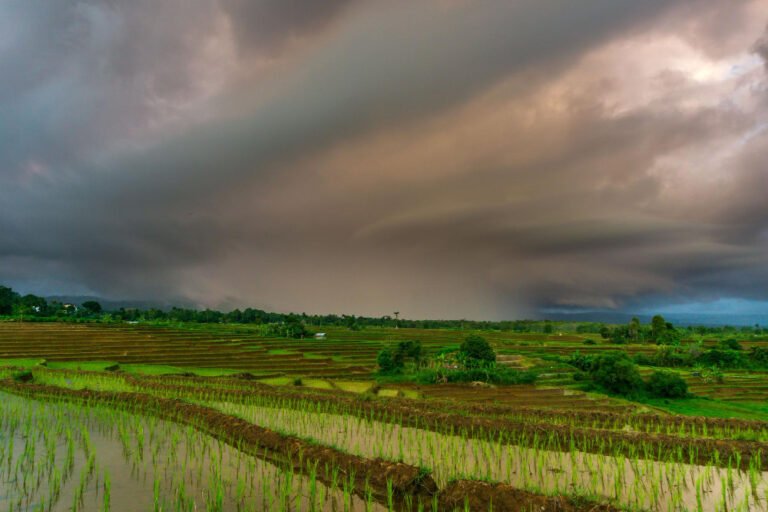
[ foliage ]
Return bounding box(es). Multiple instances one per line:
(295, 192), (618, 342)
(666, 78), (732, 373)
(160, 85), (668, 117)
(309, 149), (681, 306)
(0, 286), (18, 315)
(651, 315), (667, 341)
(376, 340), (424, 374)
(718, 338), (742, 351)
(696, 349), (745, 368)
(589, 352), (644, 396)
(458, 335), (496, 368)
(259, 318), (311, 338)
(415, 364), (537, 385)
(376, 348), (399, 374)
(81, 301), (103, 314)
(656, 328), (682, 346)
(11, 370), (33, 383)
(646, 371), (688, 398)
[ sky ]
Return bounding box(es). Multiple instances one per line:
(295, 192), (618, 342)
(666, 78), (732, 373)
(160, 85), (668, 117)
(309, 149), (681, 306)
(2, 0), (768, 320)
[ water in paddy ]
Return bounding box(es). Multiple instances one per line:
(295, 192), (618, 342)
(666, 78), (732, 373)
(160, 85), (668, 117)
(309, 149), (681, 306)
(210, 401), (768, 512)
(0, 393), (383, 511)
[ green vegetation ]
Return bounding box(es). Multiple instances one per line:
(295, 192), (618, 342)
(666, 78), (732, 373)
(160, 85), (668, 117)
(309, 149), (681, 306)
(646, 371), (688, 398)
(458, 335), (496, 367)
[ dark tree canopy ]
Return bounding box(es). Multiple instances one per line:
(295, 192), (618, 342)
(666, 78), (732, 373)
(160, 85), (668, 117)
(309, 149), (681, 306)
(0, 286), (19, 315)
(81, 301), (103, 314)
(459, 335), (496, 367)
(589, 351), (643, 396)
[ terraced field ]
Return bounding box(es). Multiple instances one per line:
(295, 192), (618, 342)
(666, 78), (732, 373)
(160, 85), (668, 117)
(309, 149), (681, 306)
(0, 322), (627, 411)
(3, 368), (768, 511)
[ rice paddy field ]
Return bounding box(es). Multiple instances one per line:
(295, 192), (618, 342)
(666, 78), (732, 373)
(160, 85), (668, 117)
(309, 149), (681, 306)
(1, 321), (767, 511)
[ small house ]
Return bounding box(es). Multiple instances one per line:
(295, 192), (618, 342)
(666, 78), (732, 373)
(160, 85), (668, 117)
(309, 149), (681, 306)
(314, 332), (326, 339)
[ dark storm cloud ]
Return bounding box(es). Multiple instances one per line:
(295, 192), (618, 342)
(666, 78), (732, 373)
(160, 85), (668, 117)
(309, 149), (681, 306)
(2, 0), (768, 317)
(218, 0), (356, 54)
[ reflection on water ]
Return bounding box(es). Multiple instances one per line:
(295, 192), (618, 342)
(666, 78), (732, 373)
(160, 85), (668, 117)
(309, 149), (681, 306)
(0, 393), (384, 512)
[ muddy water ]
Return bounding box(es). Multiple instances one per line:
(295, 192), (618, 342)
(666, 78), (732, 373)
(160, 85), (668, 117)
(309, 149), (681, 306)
(211, 402), (768, 511)
(0, 393), (384, 512)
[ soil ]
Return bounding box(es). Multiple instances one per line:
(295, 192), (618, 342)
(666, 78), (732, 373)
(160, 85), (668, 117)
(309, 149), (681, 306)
(439, 481), (621, 512)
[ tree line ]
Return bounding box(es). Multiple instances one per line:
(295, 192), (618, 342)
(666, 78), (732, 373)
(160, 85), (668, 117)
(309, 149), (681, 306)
(1, 284), (765, 337)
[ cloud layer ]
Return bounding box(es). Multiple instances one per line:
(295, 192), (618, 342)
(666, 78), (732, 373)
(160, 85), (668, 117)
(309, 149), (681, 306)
(2, 0), (768, 318)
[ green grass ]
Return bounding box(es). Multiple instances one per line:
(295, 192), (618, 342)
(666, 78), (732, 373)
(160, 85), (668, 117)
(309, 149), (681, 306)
(258, 376), (295, 386)
(301, 378), (334, 390)
(642, 397), (768, 421)
(334, 381), (374, 393)
(303, 352), (330, 360)
(266, 348), (299, 355)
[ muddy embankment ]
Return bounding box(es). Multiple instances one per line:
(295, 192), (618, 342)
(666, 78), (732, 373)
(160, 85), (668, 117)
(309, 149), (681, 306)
(0, 379), (622, 512)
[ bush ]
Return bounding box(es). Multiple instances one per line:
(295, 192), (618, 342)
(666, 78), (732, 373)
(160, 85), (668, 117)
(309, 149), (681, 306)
(590, 352), (643, 396)
(718, 338), (742, 351)
(376, 348), (401, 374)
(12, 370), (33, 383)
(583, 339), (596, 345)
(646, 371), (688, 398)
(696, 349), (744, 368)
(750, 347), (768, 366)
(656, 328), (683, 346)
(567, 352), (594, 372)
(459, 335), (496, 368)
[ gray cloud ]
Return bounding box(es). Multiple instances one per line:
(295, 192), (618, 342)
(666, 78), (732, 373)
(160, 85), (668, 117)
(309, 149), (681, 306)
(2, 0), (768, 317)
(218, 0), (356, 55)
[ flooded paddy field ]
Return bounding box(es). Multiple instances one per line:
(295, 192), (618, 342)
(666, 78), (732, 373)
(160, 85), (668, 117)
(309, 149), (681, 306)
(0, 393), (384, 512)
(208, 400), (768, 511)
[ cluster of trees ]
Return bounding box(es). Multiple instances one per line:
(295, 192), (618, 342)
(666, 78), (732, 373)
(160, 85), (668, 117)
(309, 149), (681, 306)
(633, 340), (768, 370)
(0, 286), (103, 319)
(376, 335), (536, 385)
(0, 284), (593, 332)
(376, 340), (425, 374)
(599, 315), (683, 345)
(570, 351), (688, 399)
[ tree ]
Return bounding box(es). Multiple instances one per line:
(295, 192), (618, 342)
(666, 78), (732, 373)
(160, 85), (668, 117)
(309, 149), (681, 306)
(657, 328), (682, 346)
(651, 315), (667, 341)
(718, 338), (742, 351)
(81, 301), (103, 315)
(376, 348), (400, 374)
(589, 351), (643, 396)
(647, 371), (688, 398)
(397, 340), (423, 368)
(628, 317), (641, 342)
(459, 335), (496, 368)
(0, 285), (19, 315)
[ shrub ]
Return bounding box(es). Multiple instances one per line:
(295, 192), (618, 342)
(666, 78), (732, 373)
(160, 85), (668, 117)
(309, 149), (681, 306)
(414, 366), (537, 385)
(376, 348), (401, 374)
(646, 371), (688, 398)
(459, 335), (496, 368)
(589, 352), (643, 396)
(656, 328), (683, 346)
(696, 349), (744, 368)
(12, 370), (33, 383)
(582, 339), (596, 345)
(750, 346), (768, 366)
(718, 338), (742, 351)
(567, 352), (594, 372)
(652, 345), (692, 367)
